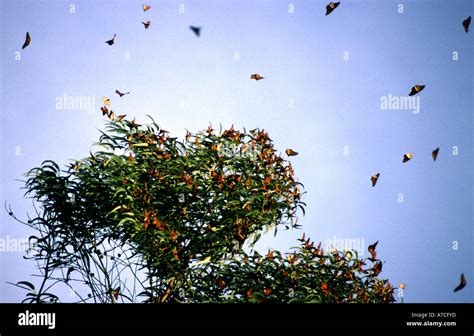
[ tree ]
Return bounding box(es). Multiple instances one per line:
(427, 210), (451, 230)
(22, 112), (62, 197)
(7, 113), (394, 303)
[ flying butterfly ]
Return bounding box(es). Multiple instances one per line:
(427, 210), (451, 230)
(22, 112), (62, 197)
(285, 149), (298, 157)
(116, 114), (126, 121)
(189, 26), (201, 37)
(371, 173), (380, 187)
(368, 241), (378, 259)
(250, 74), (265, 81)
(463, 16), (471, 33)
(105, 34), (116, 45)
(111, 286), (121, 300)
(103, 96), (111, 106)
(22, 32), (31, 49)
(325, 2), (340, 16)
(454, 273), (466, 292)
(409, 85), (425, 96)
(101, 106), (109, 116)
(432, 147), (439, 161)
(143, 4), (151, 11)
(402, 153), (414, 163)
(115, 90), (130, 97)
(142, 21), (150, 29)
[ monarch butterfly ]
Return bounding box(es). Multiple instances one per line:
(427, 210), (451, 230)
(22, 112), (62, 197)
(453, 273), (466, 292)
(22, 32), (31, 49)
(105, 34), (116, 45)
(111, 287), (120, 300)
(142, 21), (150, 29)
(432, 147), (439, 161)
(101, 106), (109, 116)
(325, 2), (340, 16)
(368, 241), (378, 254)
(115, 90), (130, 97)
(103, 96), (111, 106)
(409, 85), (425, 96)
(463, 16), (471, 33)
(143, 4), (151, 11)
(189, 26), (201, 37)
(285, 149), (298, 157)
(373, 261), (383, 275)
(402, 153), (414, 163)
(250, 74), (264, 81)
(371, 173), (380, 187)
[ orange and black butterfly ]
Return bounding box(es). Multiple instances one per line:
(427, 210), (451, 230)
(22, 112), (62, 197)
(325, 2), (340, 16)
(190, 26), (201, 37)
(115, 90), (130, 97)
(142, 21), (150, 29)
(463, 16), (471, 33)
(368, 241), (378, 259)
(250, 74), (265, 81)
(432, 147), (439, 161)
(101, 106), (109, 116)
(143, 4), (151, 11)
(402, 153), (414, 163)
(111, 287), (121, 300)
(103, 96), (111, 106)
(116, 114), (126, 121)
(371, 173), (380, 187)
(22, 32), (31, 49)
(454, 273), (466, 292)
(105, 34), (116, 45)
(373, 261), (382, 275)
(409, 85), (425, 96)
(285, 149), (298, 157)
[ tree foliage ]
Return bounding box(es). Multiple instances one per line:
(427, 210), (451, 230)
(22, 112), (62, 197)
(7, 113), (394, 303)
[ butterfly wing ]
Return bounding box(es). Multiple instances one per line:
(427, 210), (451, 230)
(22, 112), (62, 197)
(325, 4), (333, 15)
(463, 16), (471, 33)
(22, 32), (31, 49)
(454, 273), (466, 292)
(190, 26), (201, 36)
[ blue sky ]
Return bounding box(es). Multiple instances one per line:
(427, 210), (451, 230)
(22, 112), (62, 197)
(0, 0), (472, 303)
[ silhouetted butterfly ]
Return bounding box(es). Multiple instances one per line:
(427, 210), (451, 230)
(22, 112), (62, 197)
(402, 153), (414, 163)
(115, 90), (130, 97)
(142, 21), (150, 29)
(189, 26), (201, 37)
(432, 147), (439, 161)
(409, 85), (425, 96)
(250, 74), (265, 81)
(371, 173), (380, 187)
(463, 16), (471, 33)
(454, 273), (466, 292)
(285, 149), (298, 157)
(22, 32), (31, 49)
(325, 2), (340, 16)
(105, 34), (116, 45)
